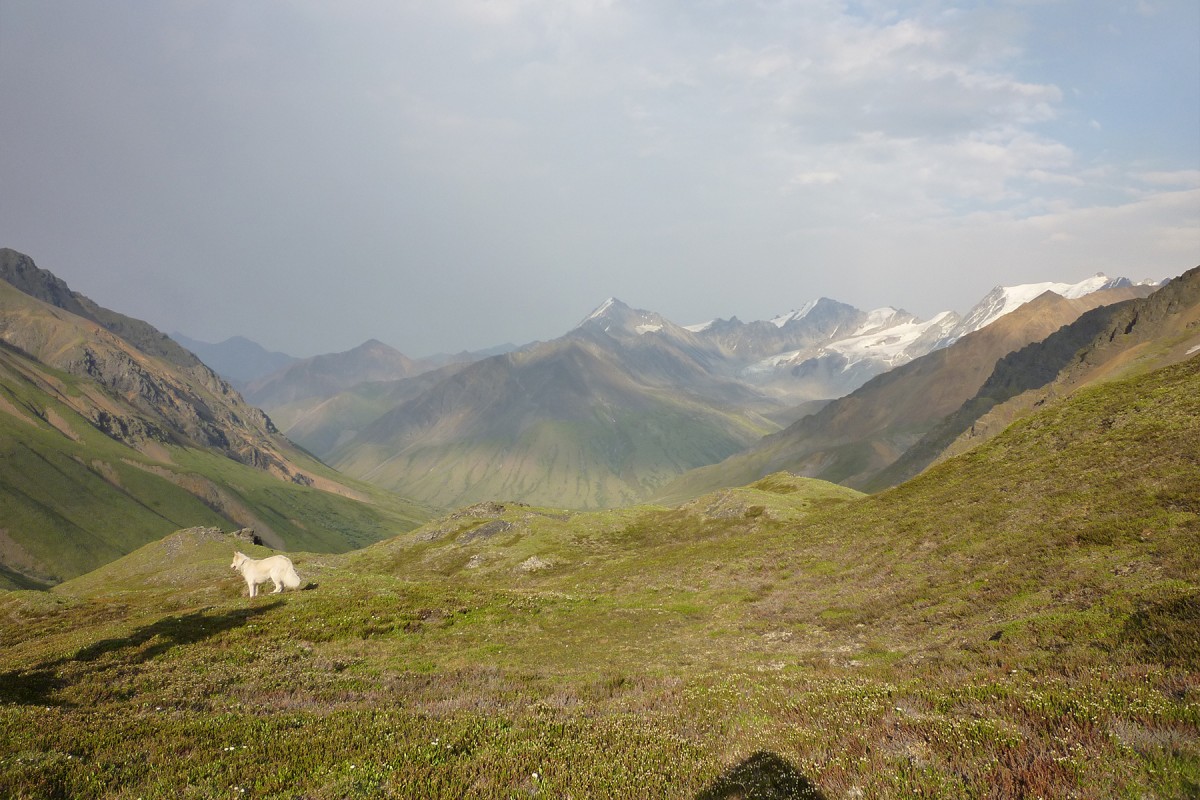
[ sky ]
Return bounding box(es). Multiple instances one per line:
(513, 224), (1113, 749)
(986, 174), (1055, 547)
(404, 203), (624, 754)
(1, 1), (1198, 358)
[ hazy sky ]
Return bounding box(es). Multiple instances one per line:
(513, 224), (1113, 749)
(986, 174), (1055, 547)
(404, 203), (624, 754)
(2, 1), (1197, 357)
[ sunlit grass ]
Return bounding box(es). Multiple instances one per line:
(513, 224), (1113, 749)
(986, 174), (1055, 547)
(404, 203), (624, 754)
(1, 358), (1197, 797)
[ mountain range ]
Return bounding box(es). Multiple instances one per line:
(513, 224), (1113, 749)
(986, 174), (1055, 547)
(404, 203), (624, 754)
(226, 272), (1167, 510)
(654, 278), (1188, 501)
(2, 315), (1196, 796)
(3, 245), (1193, 585)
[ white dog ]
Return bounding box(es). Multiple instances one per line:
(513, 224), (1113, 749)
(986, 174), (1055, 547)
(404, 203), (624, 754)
(230, 551), (302, 597)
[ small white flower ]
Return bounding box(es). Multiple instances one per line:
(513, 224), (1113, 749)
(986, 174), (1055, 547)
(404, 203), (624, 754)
(532, 772), (539, 780)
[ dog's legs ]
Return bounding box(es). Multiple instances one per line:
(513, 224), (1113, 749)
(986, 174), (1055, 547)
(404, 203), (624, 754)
(247, 579), (257, 598)
(272, 580), (283, 594)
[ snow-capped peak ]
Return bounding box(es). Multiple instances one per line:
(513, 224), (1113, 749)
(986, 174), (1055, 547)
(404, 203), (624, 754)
(576, 298), (672, 337)
(582, 297), (622, 324)
(852, 307), (913, 336)
(956, 273), (1131, 338)
(769, 299), (819, 328)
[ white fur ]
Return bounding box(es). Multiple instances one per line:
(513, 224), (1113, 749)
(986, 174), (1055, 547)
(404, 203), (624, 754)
(230, 551), (301, 597)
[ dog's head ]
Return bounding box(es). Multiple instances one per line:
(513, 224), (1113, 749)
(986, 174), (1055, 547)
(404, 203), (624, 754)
(230, 552), (246, 570)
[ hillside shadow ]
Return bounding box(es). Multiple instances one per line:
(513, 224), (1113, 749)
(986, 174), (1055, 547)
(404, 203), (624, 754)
(696, 751), (827, 800)
(0, 603), (278, 706)
(866, 299), (1133, 491)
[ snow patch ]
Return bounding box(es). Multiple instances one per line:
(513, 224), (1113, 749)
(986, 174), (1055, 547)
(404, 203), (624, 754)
(852, 307), (904, 336)
(585, 298), (618, 322)
(1186, 343), (1200, 356)
(770, 300), (819, 328)
(957, 273), (1130, 338)
(636, 323), (663, 335)
(826, 314), (954, 369)
(744, 310), (960, 376)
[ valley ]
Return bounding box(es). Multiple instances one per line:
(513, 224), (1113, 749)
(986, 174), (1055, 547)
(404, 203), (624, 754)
(0, 248), (1196, 797)
(1, 356), (1197, 797)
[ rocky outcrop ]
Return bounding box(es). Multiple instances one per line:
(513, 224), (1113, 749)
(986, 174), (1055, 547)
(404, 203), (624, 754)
(0, 250), (309, 483)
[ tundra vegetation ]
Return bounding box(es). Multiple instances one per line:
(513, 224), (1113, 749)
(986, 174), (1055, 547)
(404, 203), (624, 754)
(0, 357), (1197, 798)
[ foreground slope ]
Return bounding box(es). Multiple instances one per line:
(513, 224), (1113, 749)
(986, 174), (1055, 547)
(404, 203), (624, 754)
(1, 355), (1196, 798)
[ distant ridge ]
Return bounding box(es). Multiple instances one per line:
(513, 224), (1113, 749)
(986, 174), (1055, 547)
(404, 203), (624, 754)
(654, 281), (1156, 502)
(172, 332), (299, 386)
(244, 339), (423, 410)
(265, 274), (1166, 509)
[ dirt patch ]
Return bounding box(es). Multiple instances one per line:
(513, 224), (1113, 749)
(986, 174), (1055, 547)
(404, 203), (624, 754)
(0, 392), (36, 427)
(44, 408), (82, 441)
(458, 520), (515, 544)
(0, 529), (53, 583)
(295, 471), (370, 503)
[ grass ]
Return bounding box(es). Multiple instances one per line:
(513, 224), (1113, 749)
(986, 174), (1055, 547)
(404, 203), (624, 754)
(332, 387), (780, 511)
(0, 344), (432, 588)
(0, 358), (1197, 797)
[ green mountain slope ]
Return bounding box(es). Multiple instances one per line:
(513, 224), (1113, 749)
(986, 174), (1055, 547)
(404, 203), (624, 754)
(0, 252), (432, 587)
(869, 265), (1200, 490)
(0, 334), (430, 588)
(272, 363), (469, 457)
(331, 337), (781, 509)
(0, 356), (1195, 797)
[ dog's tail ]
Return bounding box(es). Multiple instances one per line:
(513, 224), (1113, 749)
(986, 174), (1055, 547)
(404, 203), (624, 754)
(283, 566), (302, 590)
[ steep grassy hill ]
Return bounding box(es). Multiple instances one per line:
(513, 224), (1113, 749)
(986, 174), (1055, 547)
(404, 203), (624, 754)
(870, 265), (1200, 490)
(1, 356), (1195, 798)
(0, 337), (431, 588)
(0, 252), (432, 587)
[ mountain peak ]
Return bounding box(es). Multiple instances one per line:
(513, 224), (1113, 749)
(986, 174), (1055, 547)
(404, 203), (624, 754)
(768, 297), (861, 329)
(957, 273), (1139, 339)
(580, 297), (630, 324)
(351, 338), (399, 354)
(574, 298), (674, 338)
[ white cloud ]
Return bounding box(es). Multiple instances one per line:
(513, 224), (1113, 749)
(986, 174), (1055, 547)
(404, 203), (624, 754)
(1, 0), (1195, 356)
(788, 171), (842, 187)
(1136, 170), (1200, 188)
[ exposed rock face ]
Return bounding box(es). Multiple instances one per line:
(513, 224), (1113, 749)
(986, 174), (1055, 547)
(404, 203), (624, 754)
(0, 249), (307, 482)
(0, 248), (205, 371)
